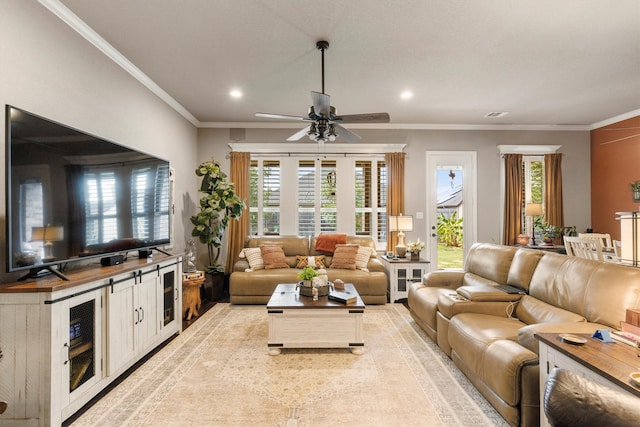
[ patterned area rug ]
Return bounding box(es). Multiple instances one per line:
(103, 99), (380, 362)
(69, 304), (508, 427)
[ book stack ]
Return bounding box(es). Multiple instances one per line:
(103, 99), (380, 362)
(328, 290), (357, 305)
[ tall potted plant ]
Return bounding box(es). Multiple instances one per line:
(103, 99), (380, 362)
(190, 158), (245, 300)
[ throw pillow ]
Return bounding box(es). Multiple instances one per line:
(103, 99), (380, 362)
(329, 244), (359, 270)
(260, 245), (290, 269)
(240, 247), (265, 271)
(315, 233), (347, 254)
(355, 246), (374, 272)
(295, 255), (327, 269)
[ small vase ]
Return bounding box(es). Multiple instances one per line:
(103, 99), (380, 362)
(633, 190), (640, 203)
(410, 252), (420, 261)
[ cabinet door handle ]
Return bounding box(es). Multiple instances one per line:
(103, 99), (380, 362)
(64, 342), (70, 365)
(139, 306), (144, 322)
(135, 308), (139, 325)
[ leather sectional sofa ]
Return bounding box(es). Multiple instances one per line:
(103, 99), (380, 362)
(408, 242), (640, 427)
(230, 235), (387, 304)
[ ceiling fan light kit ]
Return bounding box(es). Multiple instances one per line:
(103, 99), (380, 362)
(256, 40), (390, 143)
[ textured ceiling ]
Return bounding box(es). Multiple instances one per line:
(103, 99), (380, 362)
(56, 0), (640, 128)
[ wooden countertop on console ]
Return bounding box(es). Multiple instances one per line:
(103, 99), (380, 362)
(536, 332), (640, 397)
(0, 254), (181, 294)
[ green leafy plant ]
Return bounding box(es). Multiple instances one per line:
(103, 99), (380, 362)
(631, 181), (640, 192)
(190, 158), (245, 274)
(297, 266), (319, 281)
(437, 212), (463, 247)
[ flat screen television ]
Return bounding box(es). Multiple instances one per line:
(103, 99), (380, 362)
(5, 105), (171, 280)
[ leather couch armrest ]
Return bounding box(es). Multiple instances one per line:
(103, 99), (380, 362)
(457, 285), (522, 302)
(423, 270), (464, 289)
(437, 293), (517, 319)
(367, 258), (385, 273)
(233, 260), (250, 272)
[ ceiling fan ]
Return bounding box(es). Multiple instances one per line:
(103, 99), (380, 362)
(256, 40), (390, 143)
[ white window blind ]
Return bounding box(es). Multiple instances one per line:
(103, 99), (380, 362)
(249, 160), (259, 235)
(298, 160), (316, 236)
(263, 160), (280, 235)
(377, 161), (388, 241)
(84, 171), (118, 245)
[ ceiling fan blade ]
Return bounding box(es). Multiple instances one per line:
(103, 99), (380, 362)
(311, 91), (330, 117)
(333, 124), (361, 142)
(286, 126), (311, 141)
(256, 112), (307, 121)
(337, 112), (390, 123)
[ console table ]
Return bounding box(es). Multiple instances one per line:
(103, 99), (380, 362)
(536, 332), (640, 427)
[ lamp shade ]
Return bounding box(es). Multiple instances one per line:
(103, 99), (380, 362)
(31, 225), (64, 242)
(389, 214), (414, 232)
(525, 203), (543, 216)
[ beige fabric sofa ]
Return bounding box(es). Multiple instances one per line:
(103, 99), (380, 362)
(408, 242), (640, 427)
(230, 235), (387, 304)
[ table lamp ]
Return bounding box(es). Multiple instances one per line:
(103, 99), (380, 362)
(31, 224), (64, 262)
(525, 203), (543, 245)
(389, 214), (414, 257)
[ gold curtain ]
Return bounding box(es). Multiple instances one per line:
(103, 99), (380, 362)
(385, 152), (405, 252)
(225, 152), (251, 273)
(544, 153), (564, 227)
(502, 154), (523, 245)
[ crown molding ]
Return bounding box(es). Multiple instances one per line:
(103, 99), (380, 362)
(38, 0), (199, 127)
(590, 108), (640, 130)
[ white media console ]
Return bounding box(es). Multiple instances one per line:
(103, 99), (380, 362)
(0, 254), (182, 426)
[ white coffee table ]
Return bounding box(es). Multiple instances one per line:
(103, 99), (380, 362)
(266, 283), (365, 355)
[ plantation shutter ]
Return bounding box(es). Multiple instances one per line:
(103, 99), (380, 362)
(298, 160), (316, 236)
(249, 160), (258, 235)
(263, 160), (280, 235)
(85, 170), (118, 245)
(154, 163), (171, 240)
(377, 161), (387, 241)
(355, 161), (372, 235)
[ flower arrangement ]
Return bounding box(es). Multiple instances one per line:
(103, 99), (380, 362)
(407, 239), (425, 253)
(190, 158), (245, 274)
(631, 180), (640, 192)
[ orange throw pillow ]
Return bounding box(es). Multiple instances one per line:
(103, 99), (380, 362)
(315, 233), (347, 254)
(260, 245), (290, 269)
(329, 244), (359, 270)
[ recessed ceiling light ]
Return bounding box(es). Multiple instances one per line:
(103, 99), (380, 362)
(230, 89), (243, 98)
(485, 112), (509, 118)
(400, 91), (413, 99)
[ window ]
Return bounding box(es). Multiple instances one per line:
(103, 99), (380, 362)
(523, 156), (544, 233)
(297, 160), (315, 236)
(249, 160), (281, 235)
(85, 170), (118, 245)
(250, 156), (387, 244)
(131, 164), (170, 241)
(19, 181), (44, 251)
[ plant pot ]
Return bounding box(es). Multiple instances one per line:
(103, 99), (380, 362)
(204, 272), (224, 301)
(633, 190), (640, 202)
(410, 252), (420, 261)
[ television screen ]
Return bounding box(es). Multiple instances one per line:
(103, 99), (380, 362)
(6, 105), (171, 278)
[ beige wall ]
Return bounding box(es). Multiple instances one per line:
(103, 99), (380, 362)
(1, 1), (198, 281)
(198, 126), (591, 265)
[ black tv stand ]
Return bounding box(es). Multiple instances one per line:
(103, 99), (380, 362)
(151, 247), (171, 257)
(18, 265), (70, 281)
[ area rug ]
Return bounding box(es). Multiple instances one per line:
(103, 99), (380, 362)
(69, 304), (508, 427)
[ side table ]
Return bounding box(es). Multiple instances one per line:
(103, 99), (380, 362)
(380, 255), (430, 303)
(182, 272), (205, 320)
